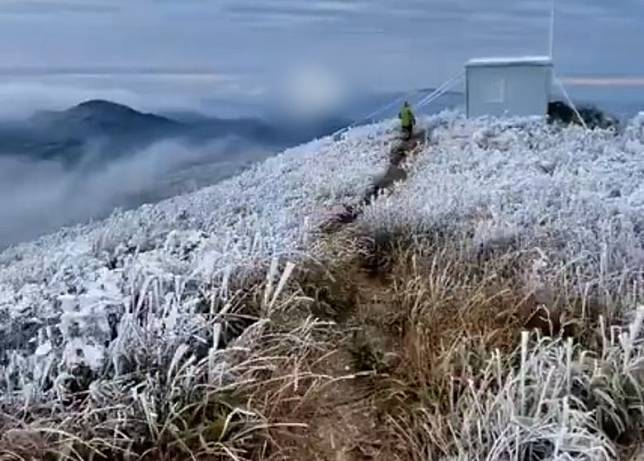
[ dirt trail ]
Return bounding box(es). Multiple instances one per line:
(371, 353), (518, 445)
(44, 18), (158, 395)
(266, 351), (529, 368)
(291, 274), (399, 461)
(297, 130), (428, 460)
(327, 130), (427, 228)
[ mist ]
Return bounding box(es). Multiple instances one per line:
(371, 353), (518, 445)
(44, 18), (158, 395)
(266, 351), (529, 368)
(0, 137), (271, 248)
(0, 75), (263, 120)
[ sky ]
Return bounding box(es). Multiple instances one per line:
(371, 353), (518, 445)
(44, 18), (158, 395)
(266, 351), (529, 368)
(0, 0), (643, 116)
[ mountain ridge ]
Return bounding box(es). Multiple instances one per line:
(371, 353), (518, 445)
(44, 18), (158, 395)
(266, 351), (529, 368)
(29, 99), (181, 131)
(0, 99), (351, 165)
(1, 114), (643, 459)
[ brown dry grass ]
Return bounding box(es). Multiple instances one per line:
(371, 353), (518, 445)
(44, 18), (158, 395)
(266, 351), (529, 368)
(1, 229), (642, 460)
(340, 237), (529, 458)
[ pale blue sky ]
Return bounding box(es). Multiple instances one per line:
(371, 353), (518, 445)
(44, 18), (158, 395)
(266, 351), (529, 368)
(0, 0), (642, 116)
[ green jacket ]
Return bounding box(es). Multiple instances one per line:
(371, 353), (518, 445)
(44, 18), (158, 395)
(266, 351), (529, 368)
(399, 105), (416, 128)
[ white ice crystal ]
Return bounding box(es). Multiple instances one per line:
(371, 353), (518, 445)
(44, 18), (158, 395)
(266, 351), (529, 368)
(1, 111), (644, 406)
(0, 121), (396, 398)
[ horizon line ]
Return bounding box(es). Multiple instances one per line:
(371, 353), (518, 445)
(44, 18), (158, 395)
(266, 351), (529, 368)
(1, 68), (644, 88)
(559, 77), (644, 87)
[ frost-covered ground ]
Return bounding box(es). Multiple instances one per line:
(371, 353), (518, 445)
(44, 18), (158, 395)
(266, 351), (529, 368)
(1, 110), (644, 409)
(0, 122), (396, 400)
(364, 114), (644, 299)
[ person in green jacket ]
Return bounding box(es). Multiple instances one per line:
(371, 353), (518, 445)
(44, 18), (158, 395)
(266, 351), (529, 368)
(399, 101), (416, 141)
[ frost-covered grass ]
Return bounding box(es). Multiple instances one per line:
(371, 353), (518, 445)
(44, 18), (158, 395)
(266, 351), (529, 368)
(353, 237), (644, 460)
(1, 111), (644, 459)
(0, 121), (395, 400)
(0, 121), (399, 459)
(362, 114), (644, 313)
(350, 113), (644, 460)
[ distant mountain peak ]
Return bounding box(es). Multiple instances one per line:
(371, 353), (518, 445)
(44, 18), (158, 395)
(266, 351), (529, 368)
(72, 99), (138, 113)
(21, 99), (182, 155)
(42, 99), (182, 131)
(67, 99), (164, 120)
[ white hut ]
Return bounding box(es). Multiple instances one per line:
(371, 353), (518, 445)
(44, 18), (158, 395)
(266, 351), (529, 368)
(466, 56), (553, 118)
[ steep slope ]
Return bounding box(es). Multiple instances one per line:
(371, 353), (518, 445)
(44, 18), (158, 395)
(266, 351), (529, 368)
(1, 113), (643, 459)
(0, 121), (396, 380)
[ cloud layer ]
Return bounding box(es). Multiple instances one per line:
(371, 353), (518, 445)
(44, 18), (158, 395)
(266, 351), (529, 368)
(1, 0), (642, 94)
(0, 138), (270, 248)
(0, 0), (642, 248)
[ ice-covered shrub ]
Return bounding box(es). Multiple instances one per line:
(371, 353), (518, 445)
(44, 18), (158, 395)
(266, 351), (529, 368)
(0, 122), (395, 402)
(1, 110), (644, 459)
(391, 311), (644, 461)
(360, 114), (644, 300)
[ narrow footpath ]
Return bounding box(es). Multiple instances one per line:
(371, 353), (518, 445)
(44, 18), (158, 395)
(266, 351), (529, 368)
(326, 129), (427, 229)
(293, 129), (429, 460)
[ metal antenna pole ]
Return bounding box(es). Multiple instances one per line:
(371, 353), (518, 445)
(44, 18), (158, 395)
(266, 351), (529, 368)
(549, 0), (556, 59)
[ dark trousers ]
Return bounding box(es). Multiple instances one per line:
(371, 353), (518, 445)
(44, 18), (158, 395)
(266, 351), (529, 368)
(402, 125), (413, 141)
